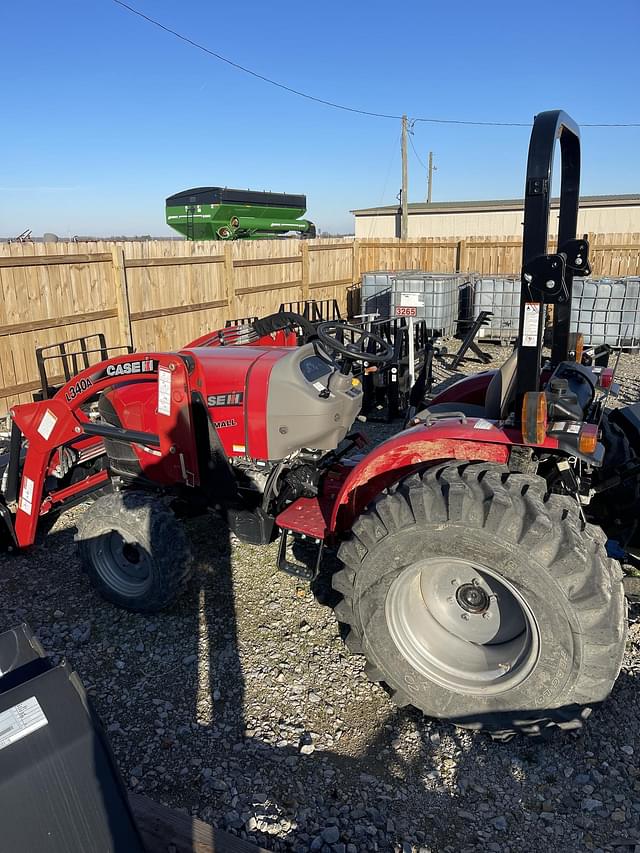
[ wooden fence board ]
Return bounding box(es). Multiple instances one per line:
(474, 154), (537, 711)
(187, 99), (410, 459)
(125, 255), (225, 268)
(0, 233), (637, 410)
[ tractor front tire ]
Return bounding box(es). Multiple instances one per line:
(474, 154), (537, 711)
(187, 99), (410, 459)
(76, 491), (193, 612)
(333, 462), (626, 739)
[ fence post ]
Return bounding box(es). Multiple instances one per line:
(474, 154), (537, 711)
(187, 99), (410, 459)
(223, 242), (236, 318)
(586, 232), (596, 275)
(112, 245), (132, 349)
(300, 241), (309, 302)
(456, 239), (467, 273)
(352, 239), (361, 283)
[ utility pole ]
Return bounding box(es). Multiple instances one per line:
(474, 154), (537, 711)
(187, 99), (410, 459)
(427, 151), (436, 204)
(401, 115), (409, 240)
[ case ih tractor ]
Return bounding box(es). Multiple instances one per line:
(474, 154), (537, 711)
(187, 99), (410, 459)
(1, 110), (637, 738)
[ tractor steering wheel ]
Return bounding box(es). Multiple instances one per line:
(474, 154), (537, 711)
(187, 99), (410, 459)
(316, 321), (394, 368)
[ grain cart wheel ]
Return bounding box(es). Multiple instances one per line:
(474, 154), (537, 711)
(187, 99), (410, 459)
(333, 462), (626, 739)
(76, 491), (193, 612)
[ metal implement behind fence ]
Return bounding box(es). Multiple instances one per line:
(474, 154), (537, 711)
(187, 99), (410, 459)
(278, 299), (342, 322)
(449, 311), (494, 368)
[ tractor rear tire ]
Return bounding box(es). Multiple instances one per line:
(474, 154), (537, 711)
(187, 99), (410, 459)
(76, 491), (193, 612)
(332, 461), (627, 739)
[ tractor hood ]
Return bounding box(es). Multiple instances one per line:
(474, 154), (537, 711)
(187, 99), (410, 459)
(183, 343), (363, 460)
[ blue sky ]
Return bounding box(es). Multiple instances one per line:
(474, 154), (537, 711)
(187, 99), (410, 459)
(1, 0), (638, 236)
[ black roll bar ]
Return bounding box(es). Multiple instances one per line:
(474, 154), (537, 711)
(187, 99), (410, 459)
(515, 110), (585, 412)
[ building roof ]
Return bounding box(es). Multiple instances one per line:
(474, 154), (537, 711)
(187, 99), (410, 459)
(351, 194), (640, 217)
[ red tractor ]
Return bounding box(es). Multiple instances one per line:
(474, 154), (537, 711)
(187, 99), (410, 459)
(1, 111), (637, 738)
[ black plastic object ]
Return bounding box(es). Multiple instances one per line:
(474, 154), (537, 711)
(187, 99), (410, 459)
(0, 645), (144, 852)
(253, 311), (316, 340)
(227, 505), (275, 545)
(0, 623), (44, 670)
(611, 403), (640, 458)
(0, 623), (50, 691)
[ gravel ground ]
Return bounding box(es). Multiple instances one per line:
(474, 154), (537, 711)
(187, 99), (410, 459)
(2, 342), (640, 853)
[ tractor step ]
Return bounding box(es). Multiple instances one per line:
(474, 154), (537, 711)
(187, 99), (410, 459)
(277, 528), (324, 581)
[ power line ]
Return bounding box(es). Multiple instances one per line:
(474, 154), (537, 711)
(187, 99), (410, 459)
(408, 132), (428, 170)
(110, 0), (398, 120)
(110, 0), (640, 128)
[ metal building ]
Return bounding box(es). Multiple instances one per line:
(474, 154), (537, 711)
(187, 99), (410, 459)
(352, 194), (640, 239)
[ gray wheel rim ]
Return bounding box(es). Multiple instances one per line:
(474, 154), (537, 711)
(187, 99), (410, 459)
(385, 557), (540, 695)
(89, 531), (153, 598)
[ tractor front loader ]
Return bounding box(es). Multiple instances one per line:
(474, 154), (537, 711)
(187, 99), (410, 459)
(1, 110), (638, 739)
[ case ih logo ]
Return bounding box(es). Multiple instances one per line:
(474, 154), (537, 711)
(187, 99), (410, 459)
(105, 359), (156, 377)
(207, 392), (244, 407)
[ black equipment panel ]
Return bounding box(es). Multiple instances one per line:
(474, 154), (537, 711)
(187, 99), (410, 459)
(0, 626), (144, 853)
(300, 355), (332, 383)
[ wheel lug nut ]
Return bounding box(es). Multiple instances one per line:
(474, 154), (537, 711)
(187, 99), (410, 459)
(451, 579), (458, 586)
(483, 612), (491, 619)
(447, 596), (454, 603)
(460, 613), (469, 621)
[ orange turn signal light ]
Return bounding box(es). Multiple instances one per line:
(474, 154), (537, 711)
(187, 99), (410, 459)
(574, 333), (584, 364)
(578, 423), (599, 455)
(521, 391), (547, 445)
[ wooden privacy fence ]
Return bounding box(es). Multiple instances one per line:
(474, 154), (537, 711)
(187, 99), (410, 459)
(0, 233), (638, 410)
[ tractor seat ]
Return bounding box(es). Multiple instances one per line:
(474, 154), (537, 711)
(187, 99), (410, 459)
(420, 350), (518, 422)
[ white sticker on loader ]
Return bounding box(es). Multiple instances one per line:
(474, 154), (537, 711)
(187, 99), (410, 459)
(37, 409), (57, 440)
(157, 366), (172, 416)
(473, 419), (495, 430)
(19, 476), (34, 516)
(522, 303), (541, 347)
(0, 697), (48, 751)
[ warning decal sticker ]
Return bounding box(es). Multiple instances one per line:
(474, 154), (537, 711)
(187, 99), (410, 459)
(157, 366), (172, 416)
(19, 476), (34, 516)
(37, 409), (58, 440)
(522, 303), (541, 347)
(0, 697), (48, 751)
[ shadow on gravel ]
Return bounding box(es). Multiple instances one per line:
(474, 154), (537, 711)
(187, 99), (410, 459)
(3, 508), (640, 852)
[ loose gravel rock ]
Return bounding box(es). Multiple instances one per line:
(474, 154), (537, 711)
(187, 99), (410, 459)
(1, 342), (639, 852)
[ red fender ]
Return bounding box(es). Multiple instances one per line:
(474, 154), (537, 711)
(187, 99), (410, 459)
(328, 418), (514, 534)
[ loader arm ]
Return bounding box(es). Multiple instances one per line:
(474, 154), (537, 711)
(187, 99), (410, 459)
(8, 353), (197, 548)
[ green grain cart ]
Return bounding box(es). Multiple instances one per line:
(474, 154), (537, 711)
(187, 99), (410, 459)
(165, 187), (316, 240)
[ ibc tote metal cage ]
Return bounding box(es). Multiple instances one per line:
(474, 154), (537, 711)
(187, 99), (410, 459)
(470, 275), (640, 351)
(472, 276), (521, 343)
(361, 271), (465, 338)
(571, 277), (640, 350)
